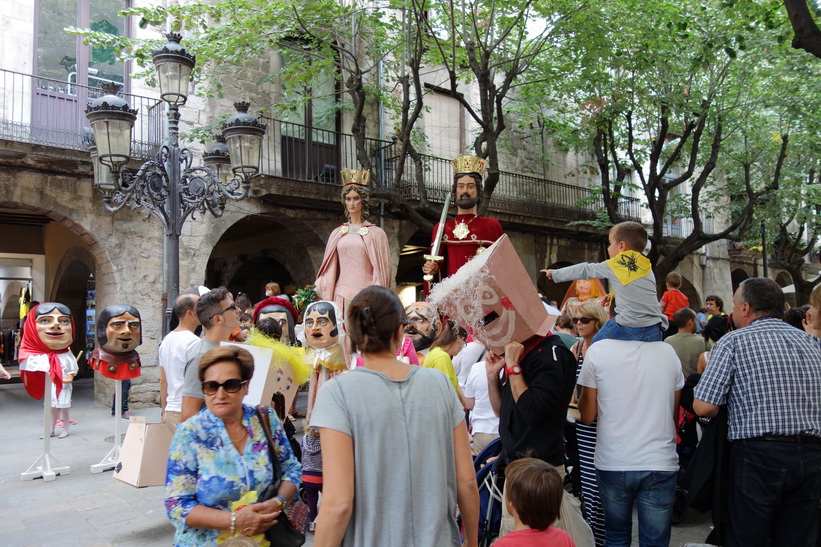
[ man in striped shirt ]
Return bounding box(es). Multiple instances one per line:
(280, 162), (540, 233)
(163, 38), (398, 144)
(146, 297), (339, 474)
(694, 277), (821, 547)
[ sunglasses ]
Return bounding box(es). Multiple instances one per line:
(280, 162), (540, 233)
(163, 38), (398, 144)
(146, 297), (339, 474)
(209, 304), (238, 320)
(572, 316), (597, 325)
(201, 378), (247, 395)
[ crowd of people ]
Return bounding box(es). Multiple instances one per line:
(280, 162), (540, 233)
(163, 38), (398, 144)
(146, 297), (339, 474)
(9, 151), (820, 546)
(144, 152), (821, 547)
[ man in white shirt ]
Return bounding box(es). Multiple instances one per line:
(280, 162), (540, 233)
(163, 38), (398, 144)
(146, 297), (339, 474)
(578, 340), (683, 547)
(159, 293), (200, 432)
(462, 349), (498, 453)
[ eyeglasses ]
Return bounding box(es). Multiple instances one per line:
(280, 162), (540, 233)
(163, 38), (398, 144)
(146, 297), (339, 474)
(209, 304), (238, 320)
(572, 316), (597, 325)
(201, 378), (247, 395)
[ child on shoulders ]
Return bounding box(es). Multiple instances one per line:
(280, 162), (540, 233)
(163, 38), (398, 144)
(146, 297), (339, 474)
(659, 271), (689, 338)
(542, 221), (667, 343)
(493, 458), (575, 546)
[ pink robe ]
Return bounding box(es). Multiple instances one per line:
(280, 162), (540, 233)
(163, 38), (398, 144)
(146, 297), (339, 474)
(315, 222), (393, 311)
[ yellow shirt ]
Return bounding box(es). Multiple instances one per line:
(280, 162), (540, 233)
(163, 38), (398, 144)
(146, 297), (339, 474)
(423, 346), (460, 393)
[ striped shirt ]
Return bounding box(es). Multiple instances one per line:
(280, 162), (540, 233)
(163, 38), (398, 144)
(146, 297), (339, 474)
(695, 317), (821, 441)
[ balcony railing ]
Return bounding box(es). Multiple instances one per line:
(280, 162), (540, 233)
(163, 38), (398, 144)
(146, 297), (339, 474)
(259, 117), (641, 222)
(0, 66), (638, 224)
(0, 68), (163, 159)
(662, 216), (716, 238)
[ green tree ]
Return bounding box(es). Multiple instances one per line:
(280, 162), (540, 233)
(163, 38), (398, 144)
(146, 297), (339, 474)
(533, 0), (804, 283)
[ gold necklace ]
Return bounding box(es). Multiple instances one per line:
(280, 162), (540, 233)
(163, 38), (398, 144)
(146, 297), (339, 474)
(452, 215), (477, 240)
(229, 426), (247, 443)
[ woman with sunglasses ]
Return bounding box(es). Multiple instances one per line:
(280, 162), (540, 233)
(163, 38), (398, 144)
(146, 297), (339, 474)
(569, 301), (610, 546)
(311, 285), (479, 547)
(165, 346), (301, 546)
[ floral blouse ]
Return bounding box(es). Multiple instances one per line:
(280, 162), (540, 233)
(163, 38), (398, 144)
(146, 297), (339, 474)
(165, 404), (302, 546)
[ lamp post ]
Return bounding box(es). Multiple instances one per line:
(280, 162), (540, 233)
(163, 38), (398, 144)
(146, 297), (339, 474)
(85, 33), (266, 335)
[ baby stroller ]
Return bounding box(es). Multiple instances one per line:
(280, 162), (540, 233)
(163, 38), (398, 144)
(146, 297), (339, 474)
(474, 438), (504, 547)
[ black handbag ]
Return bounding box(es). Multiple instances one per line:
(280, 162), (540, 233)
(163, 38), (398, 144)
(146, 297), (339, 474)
(255, 405), (306, 547)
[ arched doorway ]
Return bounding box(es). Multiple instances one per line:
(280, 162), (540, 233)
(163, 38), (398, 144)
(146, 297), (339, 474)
(679, 276), (701, 312)
(53, 260), (93, 376)
(731, 268), (749, 296)
(0, 206), (107, 380)
(221, 256), (293, 305)
(205, 215), (316, 305)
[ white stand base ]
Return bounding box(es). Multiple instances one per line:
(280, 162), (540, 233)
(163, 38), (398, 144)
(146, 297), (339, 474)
(21, 374), (70, 481)
(90, 445), (120, 474)
(21, 452), (70, 482)
(91, 379), (123, 474)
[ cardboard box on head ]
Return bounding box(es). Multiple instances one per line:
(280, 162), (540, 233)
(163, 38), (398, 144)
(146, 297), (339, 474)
(428, 234), (557, 355)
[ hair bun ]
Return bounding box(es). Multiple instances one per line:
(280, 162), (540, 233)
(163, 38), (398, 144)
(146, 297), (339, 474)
(360, 306), (378, 337)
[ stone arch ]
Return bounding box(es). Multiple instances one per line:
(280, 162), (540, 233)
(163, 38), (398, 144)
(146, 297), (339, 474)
(52, 251), (94, 375)
(731, 268), (749, 296)
(679, 276), (701, 311)
(204, 211), (327, 302)
(0, 201), (115, 292)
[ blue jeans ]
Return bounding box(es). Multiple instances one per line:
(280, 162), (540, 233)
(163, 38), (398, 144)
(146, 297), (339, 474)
(592, 318), (663, 344)
(726, 438), (821, 547)
(596, 469), (676, 547)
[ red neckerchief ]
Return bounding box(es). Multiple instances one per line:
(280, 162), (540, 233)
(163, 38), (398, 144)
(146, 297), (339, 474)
(18, 305), (75, 400)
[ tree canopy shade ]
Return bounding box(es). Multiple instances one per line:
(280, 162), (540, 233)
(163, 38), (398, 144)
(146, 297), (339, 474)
(68, 0), (820, 291)
(527, 0), (819, 285)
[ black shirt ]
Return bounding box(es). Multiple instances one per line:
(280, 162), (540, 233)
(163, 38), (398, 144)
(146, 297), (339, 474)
(499, 334), (576, 467)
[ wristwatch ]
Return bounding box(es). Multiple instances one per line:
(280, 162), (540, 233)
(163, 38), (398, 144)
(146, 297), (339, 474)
(506, 364), (522, 376)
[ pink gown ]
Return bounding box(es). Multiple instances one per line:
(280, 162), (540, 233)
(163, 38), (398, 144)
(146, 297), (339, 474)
(315, 222), (392, 317)
(315, 222), (392, 366)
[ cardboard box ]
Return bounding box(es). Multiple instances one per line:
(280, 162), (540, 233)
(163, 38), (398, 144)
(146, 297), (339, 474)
(113, 417), (173, 487)
(222, 342), (300, 412)
(428, 234), (557, 355)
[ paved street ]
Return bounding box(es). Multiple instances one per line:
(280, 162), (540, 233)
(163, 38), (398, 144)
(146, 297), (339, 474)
(0, 374), (713, 546)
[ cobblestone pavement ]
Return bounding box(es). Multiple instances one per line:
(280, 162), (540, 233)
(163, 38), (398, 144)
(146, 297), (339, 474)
(0, 374), (713, 546)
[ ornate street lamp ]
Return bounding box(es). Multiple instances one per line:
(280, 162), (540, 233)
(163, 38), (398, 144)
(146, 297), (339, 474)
(152, 33), (195, 106)
(223, 101), (267, 177)
(85, 83), (137, 172)
(203, 135), (232, 184)
(84, 33), (266, 337)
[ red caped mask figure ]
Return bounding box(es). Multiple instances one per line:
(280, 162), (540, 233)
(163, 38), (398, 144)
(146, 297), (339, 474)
(18, 302), (76, 400)
(88, 305), (142, 380)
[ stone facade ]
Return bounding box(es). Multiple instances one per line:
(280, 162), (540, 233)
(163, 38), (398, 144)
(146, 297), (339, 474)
(5, 0), (814, 410)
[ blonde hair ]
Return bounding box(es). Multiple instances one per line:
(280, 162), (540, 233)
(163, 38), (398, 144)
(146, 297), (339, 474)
(575, 301), (609, 332)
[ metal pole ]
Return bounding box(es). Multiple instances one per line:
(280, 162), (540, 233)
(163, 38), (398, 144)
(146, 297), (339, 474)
(761, 220), (768, 277)
(162, 106), (182, 337)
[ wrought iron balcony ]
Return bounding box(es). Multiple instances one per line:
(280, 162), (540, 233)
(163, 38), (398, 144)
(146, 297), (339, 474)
(0, 66), (639, 224)
(0, 68), (162, 158)
(257, 116), (641, 222)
